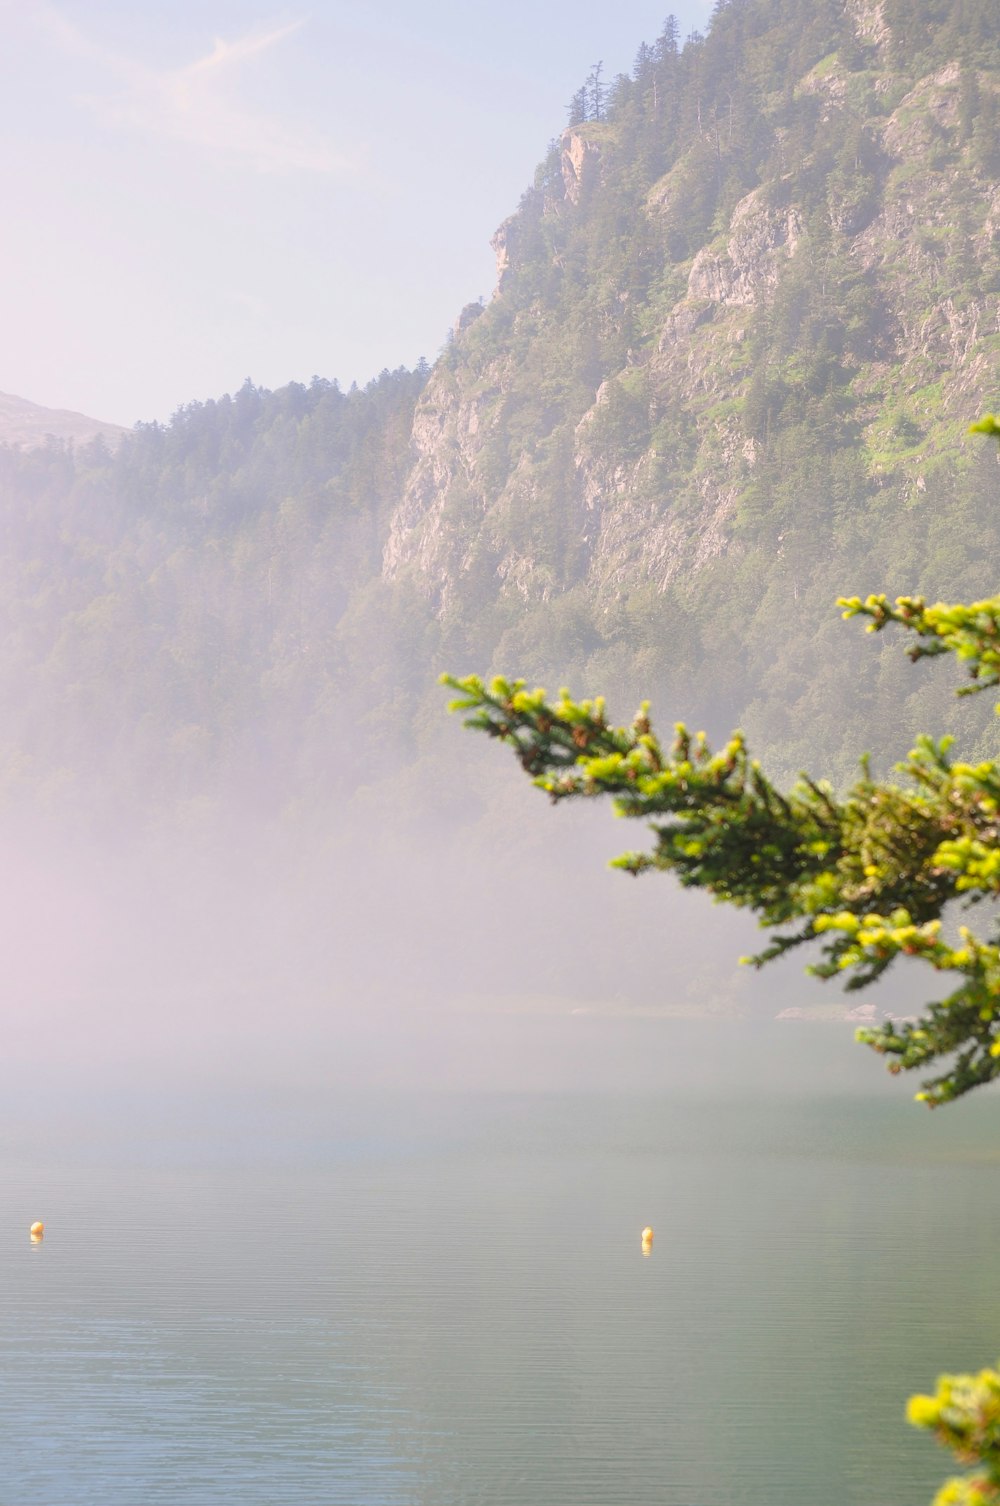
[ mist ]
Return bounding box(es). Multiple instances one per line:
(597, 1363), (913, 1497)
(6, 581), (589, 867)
(0, 761), (920, 1114)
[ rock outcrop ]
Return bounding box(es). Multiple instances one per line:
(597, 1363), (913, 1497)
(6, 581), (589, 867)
(560, 130), (603, 206)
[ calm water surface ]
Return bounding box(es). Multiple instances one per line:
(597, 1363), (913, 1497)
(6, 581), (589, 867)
(1, 1026), (999, 1505)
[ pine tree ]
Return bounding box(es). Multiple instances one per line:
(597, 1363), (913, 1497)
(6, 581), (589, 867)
(657, 14), (680, 62)
(444, 419), (1000, 1112)
(567, 86), (588, 126)
(587, 61), (606, 122)
(633, 40), (655, 85)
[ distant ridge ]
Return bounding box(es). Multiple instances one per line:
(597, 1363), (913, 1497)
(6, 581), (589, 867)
(0, 391), (127, 450)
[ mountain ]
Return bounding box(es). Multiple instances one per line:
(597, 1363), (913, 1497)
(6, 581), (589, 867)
(383, 0), (1000, 776)
(0, 391), (126, 450)
(3, 0), (1000, 836)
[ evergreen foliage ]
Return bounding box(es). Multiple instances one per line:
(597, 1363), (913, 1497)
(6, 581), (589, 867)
(908, 1363), (1000, 1506)
(443, 425), (1000, 1108)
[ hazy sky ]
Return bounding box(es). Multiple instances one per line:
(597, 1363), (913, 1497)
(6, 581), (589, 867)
(0, 0), (709, 425)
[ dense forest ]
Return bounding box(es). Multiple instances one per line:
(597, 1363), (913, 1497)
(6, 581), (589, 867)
(0, 370), (427, 831)
(3, 0), (1000, 860)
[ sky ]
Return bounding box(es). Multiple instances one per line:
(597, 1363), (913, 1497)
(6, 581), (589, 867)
(0, 0), (710, 426)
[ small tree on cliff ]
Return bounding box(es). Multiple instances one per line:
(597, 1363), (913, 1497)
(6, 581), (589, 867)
(587, 61), (606, 121)
(567, 86), (589, 127)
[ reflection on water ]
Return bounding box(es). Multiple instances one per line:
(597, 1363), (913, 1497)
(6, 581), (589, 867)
(0, 1026), (998, 1505)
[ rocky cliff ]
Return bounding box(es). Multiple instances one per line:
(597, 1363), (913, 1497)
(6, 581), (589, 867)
(382, 0), (1000, 666)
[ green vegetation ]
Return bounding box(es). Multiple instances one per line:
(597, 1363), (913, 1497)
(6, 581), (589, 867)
(443, 566), (1000, 1105)
(908, 1363), (1000, 1505)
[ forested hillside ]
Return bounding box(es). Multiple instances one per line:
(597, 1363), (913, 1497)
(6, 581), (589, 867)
(393, 0), (1000, 779)
(4, 0), (1000, 845)
(0, 370), (427, 829)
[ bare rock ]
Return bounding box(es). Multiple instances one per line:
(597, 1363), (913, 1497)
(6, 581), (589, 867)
(560, 129), (602, 206)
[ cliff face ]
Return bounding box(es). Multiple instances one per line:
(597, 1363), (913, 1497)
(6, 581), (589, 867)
(381, 1), (1000, 638)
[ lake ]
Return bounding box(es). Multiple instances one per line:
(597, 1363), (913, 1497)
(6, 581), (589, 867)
(1, 1020), (998, 1505)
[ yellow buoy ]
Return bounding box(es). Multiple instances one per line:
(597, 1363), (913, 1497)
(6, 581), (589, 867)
(641, 1226), (654, 1243)
(29, 1221), (44, 1238)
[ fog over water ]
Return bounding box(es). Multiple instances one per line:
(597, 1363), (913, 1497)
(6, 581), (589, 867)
(0, 775), (923, 1108)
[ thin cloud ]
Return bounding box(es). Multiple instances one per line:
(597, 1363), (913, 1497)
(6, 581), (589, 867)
(36, 7), (351, 175)
(187, 23), (304, 77)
